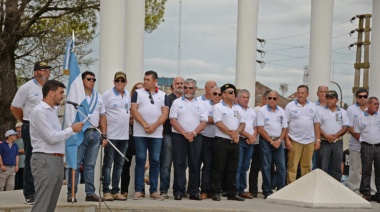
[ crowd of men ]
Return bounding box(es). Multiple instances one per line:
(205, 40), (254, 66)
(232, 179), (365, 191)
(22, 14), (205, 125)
(1, 62), (379, 211)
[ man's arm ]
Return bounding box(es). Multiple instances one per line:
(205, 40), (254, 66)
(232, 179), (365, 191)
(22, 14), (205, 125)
(148, 106), (169, 133)
(10, 106), (23, 121)
(0, 155), (5, 172)
(130, 103), (150, 129)
(99, 114), (108, 146)
(15, 155), (19, 172)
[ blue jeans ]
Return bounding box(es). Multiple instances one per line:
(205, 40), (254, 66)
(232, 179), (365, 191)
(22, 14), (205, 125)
(134, 136), (162, 194)
(259, 136), (286, 196)
(160, 133), (173, 193)
(22, 122), (35, 199)
(67, 130), (100, 196)
(102, 139), (129, 194)
(236, 138), (254, 194)
(317, 140), (343, 181)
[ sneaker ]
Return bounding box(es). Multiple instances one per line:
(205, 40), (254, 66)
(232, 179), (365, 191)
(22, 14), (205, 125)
(160, 192), (169, 199)
(133, 192), (143, 200)
(25, 198), (34, 205)
(112, 193), (127, 201)
(103, 193), (114, 201)
(150, 192), (164, 201)
(85, 194), (103, 202)
(67, 195), (77, 202)
(121, 192), (128, 198)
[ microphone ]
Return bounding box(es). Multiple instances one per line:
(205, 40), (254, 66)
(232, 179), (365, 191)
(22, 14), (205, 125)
(65, 100), (80, 107)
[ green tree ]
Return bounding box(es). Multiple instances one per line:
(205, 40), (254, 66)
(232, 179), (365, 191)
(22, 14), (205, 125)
(0, 0), (166, 136)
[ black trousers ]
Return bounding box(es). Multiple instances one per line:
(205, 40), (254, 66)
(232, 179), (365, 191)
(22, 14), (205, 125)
(211, 137), (239, 197)
(120, 135), (135, 194)
(248, 144), (260, 195)
(360, 143), (380, 196)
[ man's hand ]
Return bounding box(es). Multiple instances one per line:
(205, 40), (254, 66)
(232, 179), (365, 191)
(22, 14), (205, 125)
(101, 139), (108, 147)
(229, 130), (239, 142)
(272, 140), (281, 149)
(184, 132), (194, 142)
(0, 165), (6, 172)
(246, 135), (256, 145)
(324, 134), (335, 143)
(15, 166), (18, 172)
(285, 140), (293, 152)
(71, 122), (84, 132)
(314, 140), (321, 150)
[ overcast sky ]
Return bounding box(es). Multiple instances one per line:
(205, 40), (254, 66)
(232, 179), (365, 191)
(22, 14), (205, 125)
(92, 0), (373, 104)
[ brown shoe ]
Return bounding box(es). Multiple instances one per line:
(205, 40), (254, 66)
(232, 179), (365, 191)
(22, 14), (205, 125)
(67, 195), (77, 202)
(85, 194), (103, 202)
(239, 192), (254, 199)
(133, 192), (143, 200)
(113, 193), (127, 201)
(150, 192), (164, 201)
(121, 192), (128, 198)
(201, 193), (208, 199)
(363, 195), (371, 202)
(103, 193), (114, 201)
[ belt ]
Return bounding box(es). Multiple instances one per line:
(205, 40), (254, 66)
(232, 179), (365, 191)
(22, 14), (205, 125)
(86, 128), (97, 132)
(35, 152), (64, 158)
(216, 136), (235, 144)
(362, 142), (380, 147)
(321, 136), (343, 141)
(23, 120), (29, 124)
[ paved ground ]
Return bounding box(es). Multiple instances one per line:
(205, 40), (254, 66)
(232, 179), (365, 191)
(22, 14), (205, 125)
(0, 185), (379, 212)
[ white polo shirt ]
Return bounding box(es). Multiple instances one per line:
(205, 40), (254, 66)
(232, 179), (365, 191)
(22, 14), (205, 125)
(239, 105), (256, 137)
(131, 88), (169, 138)
(196, 95), (208, 101)
(170, 96), (208, 133)
(201, 100), (216, 138)
(102, 87), (131, 140)
(85, 91), (105, 128)
(347, 103), (366, 152)
(257, 104), (287, 138)
(318, 106), (349, 135)
(213, 101), (246, 139)
(354, 111), (380, 145)
(285, 100), (320, 144)
(11, 79), (43, 121)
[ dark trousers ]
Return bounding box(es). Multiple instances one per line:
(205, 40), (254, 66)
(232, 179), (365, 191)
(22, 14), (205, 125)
(211, 137), (239, 197)
(172, 133), (202, 196)
(200, 135), (215, 194)
(360, 143), (380, 196)
(14, 168), (24, 190)
(22, 122), (35, 199)
(120, 136), (135, 194)
(317, 140), (343, 181)
(249, 144), (260, 195)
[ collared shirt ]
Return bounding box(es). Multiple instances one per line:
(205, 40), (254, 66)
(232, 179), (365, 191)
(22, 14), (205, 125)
(213, 101), (246, 139)
(30, 101), (74, 154)
(102, 87), (131, 140)
(347, 103), (366, 152)
(131, 88), (169, 138)
(354, 111), (380, 145)
(239, 104), (257, 137)
(257, 104), (287, 138)
(14, 138), (25, 168)
(0, 141), (19, 166)
(196, 95), (208, 101)
(201, 100), (216, 138)
(318, 106), (349, 135)
(163, 93), (180, 134)
(285, 100), (320, 144)
(11, 79), (43, 121)
(170, 96), (208, 133)
(85, 90), (106, 128)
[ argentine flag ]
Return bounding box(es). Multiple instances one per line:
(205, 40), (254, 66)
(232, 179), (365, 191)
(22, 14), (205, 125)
(62, 38), (90, 169)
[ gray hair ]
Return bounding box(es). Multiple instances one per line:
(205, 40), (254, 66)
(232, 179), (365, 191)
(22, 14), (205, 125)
(211, 86), (221, 92)
(185, 78), (197, 86)
(237, 89), (250, 97)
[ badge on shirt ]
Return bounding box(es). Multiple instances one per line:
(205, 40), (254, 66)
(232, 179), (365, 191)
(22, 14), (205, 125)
(276, 115), (283, 124)
(125, 103), (130, 113)
(308, 109), (315, 115)
(194, 106), (201, 113)
(336, 112), (342, 122)
(234, 110), (241, 119)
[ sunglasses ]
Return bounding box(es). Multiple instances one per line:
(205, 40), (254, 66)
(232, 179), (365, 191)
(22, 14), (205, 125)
(357, 95), (368, 99)
(224, 90), (235, 95)
(184, 86), (194, 90)
(267, 97), (277, 101)
(115, 79), (126, 83)
(86, 78), (96, 82)
(148, 92), (154, 104)
(213, 92), (222, 96)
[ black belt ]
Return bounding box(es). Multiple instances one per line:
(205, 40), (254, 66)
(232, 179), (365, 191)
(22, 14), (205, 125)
(85, 128), (97, 132)
(23, 120), (29, 124)
(362, 142), (380, 147)
(216, 136), (235, 144)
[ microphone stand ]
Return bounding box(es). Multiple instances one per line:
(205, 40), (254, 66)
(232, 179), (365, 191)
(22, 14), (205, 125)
(69, 103), (129, 211)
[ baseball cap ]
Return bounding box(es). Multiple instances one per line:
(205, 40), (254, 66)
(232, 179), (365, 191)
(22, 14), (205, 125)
(5, 130), (17, 138)
(114, 71), (126, 80)
(326, 90), (338, 98)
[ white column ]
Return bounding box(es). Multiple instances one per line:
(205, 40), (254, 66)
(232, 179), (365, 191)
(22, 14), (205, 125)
(369, 0), (380, 97)
(235, 0), (259, 107)
(99, 0), (126, 93)
(124, 0), (145, 91)
(308, 0), (334, 102)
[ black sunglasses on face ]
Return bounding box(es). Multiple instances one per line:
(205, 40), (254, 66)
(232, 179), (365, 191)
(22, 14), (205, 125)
(267, 97), (277, 100)
(184, 86), (194, 90)
(115, 79), (126, 83)
(149, 92), (154, 104)
(357, 95), (368, 99)
(224, 90), (235, 95)
(86, 78), (96, 82)
(213, 92), (222, 96)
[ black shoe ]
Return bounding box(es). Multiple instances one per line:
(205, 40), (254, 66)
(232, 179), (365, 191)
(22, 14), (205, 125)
(251, 193), (258, 198)
(67, 195), (77, 202)
(85, 194), (103, 202)
(189, 194), (202, 200)
(25, 198), (34, 205)
(221, 192), (228, 197)
(227, 195), (245, 201)
(363, 195), (371, 202)
(174, 194), (182, 200)
(212, 193), (221, 201)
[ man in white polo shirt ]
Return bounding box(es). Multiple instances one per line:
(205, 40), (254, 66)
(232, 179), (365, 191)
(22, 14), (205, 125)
(317, 90), (349, 181)
(170, 78), (207, 201)
(197, 80), (217, 101)
(353, 97), (380, 202)
(257, 91), (287, 199)
(285, 85), (320, 184)
(101, 71), (130, 201)
(11, 61), (51, 204)
(130, 70), (169, 201)
(211, 83), (245, 202)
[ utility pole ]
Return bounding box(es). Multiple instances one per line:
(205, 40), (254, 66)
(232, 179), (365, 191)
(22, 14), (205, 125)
(353, 14), (371, 103)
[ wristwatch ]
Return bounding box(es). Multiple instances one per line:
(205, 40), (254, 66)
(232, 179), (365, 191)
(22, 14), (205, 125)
(193, 131), (197, 137)
(316, 138), (321, 142)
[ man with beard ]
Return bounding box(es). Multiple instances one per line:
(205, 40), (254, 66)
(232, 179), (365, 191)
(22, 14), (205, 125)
(11, 61), (52, 204)
(170, 78), (207, 200)
(29, 80), (83, 212)
(160, 77), (185, 199)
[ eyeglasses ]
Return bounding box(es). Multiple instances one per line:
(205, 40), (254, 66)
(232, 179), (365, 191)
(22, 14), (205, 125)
(267, 97), (277, 101)
(184, 86), (194, 90)
(86, 78), (96, 82)
(357, 95), (368, 99)
(213, 92), (222, 96)
(148, 92), (154, 104)
(224, 90), (235, 95)
(115, 79), (126, 83)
